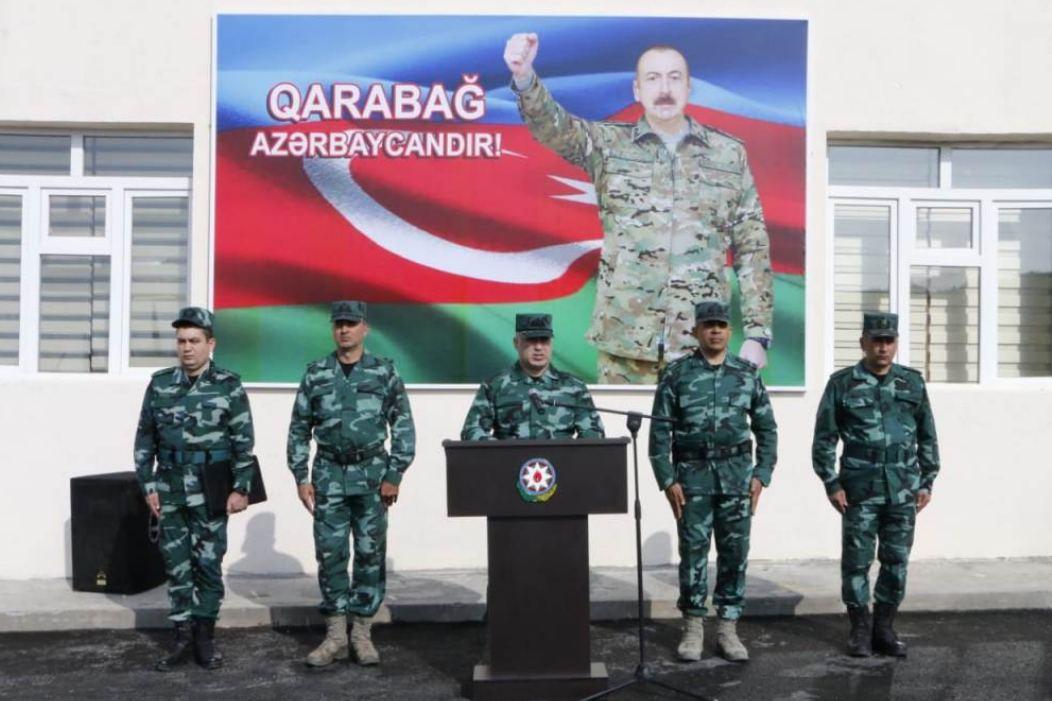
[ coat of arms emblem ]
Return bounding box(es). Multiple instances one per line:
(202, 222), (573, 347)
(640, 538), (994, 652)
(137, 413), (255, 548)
(517, 458), (557, 503)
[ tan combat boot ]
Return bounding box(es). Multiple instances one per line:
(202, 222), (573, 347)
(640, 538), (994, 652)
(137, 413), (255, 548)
(306, 614), (349, 667)
(677, 615), (704, 661)
(715, 618), (749, 662)
(351, 615), (380, 666)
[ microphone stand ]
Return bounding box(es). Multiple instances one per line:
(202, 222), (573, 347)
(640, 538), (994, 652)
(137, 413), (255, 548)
(537, 396), (714, 701)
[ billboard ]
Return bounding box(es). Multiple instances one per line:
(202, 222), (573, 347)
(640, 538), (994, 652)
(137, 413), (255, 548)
(214, 15), (807, 385)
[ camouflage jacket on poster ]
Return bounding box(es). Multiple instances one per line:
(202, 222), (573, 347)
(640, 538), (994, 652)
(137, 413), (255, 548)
(287, 351), (415, 487)
(649, 353), (777, 496)
(460, 362), (605, 440)
(134, 362), (256, 500)
(516, 76), (774, 362)
(812, 362), (940, 505)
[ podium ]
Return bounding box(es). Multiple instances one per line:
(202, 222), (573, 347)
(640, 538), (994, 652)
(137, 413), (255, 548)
(444, 438), (629, 701)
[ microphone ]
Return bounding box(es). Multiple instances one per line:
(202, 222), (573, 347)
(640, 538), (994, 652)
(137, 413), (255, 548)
(528, 389), (546, 413)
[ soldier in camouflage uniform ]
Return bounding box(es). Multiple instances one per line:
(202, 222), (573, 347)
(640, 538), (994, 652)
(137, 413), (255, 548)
(134, 307), (256, 671)
(649, 300), (777, 663)
(461, 313), (604, 440)
(288, 301), (415, 667)
(812, 312), (940, 658)
(504, 34), (775, 383)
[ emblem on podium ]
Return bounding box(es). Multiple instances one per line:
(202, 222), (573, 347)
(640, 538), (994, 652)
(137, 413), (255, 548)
(517, 458), (558, 503)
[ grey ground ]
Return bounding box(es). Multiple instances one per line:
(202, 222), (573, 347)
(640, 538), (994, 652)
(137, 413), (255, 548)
(1, 612), (1050, 700)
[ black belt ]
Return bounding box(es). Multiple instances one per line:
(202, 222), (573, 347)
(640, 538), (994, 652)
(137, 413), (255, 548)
(843, 444), (915, 464)
(157, 448), (231, 465)
(673, 440), (752, 463)
(317, 443), (386, 465)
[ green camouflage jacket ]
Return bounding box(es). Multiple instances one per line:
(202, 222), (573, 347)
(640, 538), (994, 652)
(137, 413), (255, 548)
(460, 362), (605, 440)
(812, 362), (940, 505)
(134, 362), (256, 498)
(287, 351), (415, 487)
(649, 352), (777, 495)
(516, 76), (774, 362)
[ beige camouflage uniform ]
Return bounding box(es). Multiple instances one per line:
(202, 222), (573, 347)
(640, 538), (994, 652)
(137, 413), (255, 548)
(515, 77), (774, 383)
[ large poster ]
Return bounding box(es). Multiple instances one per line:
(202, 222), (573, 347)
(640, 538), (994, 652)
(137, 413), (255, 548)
(214, 15), (807, 385)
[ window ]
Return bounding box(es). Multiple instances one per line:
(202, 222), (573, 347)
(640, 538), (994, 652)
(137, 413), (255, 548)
(0, 132), (192, 373)
(829, 145), (1052, 383)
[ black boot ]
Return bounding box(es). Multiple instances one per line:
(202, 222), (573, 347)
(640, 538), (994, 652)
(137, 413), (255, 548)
(155, 621), (194, 671)
(846, 606), (873, 657)
(192, 617), (224, 670)
(872, 602), (907, 657)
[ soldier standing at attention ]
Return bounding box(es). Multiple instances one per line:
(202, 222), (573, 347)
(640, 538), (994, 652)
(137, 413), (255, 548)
(812, 312), (940, 657)
(649, 300), (777, 663)
(461, 313), (604, 440)
(288, 301), (416, 667)
(134, 307), (256, 671)
(505, 33), (775, 383)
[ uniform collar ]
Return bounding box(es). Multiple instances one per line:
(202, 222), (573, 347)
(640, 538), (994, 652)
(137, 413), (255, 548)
(325, 350), (372, 369)
(174, 361), (214, 387)
(852, 361), (899, 385)
(631, 114), (709, 146)
(511, 361), (557, 384)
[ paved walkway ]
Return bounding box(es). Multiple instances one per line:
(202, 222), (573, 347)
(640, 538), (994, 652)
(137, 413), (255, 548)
(2, 558), (1049, 632)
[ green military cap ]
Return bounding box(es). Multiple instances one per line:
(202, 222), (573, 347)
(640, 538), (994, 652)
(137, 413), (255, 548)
(694, 300), (730, 324)
(515, 313), (553, 339)
(331, 300), (367, 322)
(863, 311), (898, 338)
(172, 306), (214, 331)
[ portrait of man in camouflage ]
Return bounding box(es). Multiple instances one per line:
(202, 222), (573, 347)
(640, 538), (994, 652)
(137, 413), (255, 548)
(812, 312), (940, 658)
(649, 300), (777, 662)
(287, 301), (416, 667)
(461, 313), (605, 440)
(133, 307), (257, 671)
(506, 33), (775, 384)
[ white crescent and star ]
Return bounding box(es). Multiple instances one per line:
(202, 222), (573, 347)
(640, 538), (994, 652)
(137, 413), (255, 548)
(302, 129), (600, 284)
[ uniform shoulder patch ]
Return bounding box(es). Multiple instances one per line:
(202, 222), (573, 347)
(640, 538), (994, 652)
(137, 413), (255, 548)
(704, 124), (745, 145)
(212, 366), (241, 383)
(151, 366), (177, 378)
(727, 354), (757, 372)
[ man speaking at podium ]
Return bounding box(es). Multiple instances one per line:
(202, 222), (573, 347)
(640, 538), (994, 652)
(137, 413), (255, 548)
(461, 313), (604, 440)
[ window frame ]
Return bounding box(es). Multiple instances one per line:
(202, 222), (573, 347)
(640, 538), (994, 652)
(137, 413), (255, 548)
(827, 143), (1052, 386)
(0, 130), (192, 376)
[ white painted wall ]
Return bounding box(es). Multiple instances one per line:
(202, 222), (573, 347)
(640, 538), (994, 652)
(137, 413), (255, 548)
(1, 0), (1050, 579)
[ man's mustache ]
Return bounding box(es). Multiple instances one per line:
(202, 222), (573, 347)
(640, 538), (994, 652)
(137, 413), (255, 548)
(654, 94), (677, 105)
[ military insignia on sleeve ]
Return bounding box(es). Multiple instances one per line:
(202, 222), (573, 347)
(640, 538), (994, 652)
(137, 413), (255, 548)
(517, 458), (558, 503)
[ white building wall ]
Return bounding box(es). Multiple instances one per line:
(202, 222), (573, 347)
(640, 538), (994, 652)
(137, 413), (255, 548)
(0, 0), (1050, 579)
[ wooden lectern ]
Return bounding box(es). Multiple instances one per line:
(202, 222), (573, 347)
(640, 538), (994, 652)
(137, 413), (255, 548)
(444, 437), (629, 700)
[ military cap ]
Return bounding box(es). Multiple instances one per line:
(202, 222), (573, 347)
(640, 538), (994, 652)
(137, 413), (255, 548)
(694, 300), (730, 324)
(863, 311), (898, 339)
(172, 306), (214, 331)
(515, 313), (554, 339)
(331, 300), (367, 323)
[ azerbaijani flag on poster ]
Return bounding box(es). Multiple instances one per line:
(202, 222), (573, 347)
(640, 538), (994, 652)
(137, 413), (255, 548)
(214, 15), (807, 384)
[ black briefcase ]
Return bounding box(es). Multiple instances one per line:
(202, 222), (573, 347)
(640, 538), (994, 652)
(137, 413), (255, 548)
(201, 456), (268, 518)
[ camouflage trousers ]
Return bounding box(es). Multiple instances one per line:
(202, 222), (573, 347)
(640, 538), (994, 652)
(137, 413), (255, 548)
(314, 488), (388, 617)
(596, 351), (667, 385)
(677, 494), (752, 619)
(158, 501), (228, 622)
(842, 501), (917, 608)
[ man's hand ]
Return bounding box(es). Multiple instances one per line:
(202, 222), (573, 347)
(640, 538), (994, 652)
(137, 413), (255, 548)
(380, 481), (399, 508)
(664, 483), (686, 521)
(504, 33), (539, 81)
(916, 490), (932, 513)
(297, 483), (316, 514)
(226, 491), (249, 515)
(739, 339), (768, 369)
(828, 489), (848, 514)
(749, 478), (764, 515)
(145, 492), (160, 518)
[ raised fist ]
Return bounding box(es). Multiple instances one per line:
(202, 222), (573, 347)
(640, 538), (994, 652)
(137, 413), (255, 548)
(504, 33), (539, 80)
